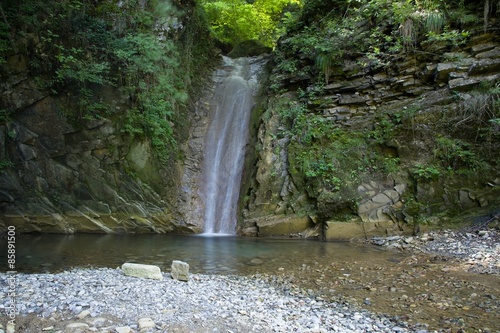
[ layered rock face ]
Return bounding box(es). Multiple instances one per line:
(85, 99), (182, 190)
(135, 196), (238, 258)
(0, 56), (202, 234)
(243, 32), (500, 239)
(1, 28), (498, 237)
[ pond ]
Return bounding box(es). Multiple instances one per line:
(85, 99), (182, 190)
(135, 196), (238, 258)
(0, 233), (403, 274)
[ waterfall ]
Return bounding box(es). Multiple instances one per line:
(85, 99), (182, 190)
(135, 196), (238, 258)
(202, 56), (266, 235)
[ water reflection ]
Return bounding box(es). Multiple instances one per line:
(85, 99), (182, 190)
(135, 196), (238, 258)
(0, 234), (404, 274)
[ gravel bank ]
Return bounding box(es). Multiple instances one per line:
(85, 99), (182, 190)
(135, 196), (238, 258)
(370, 228), (500, 275)
(1, 268), (426, 333)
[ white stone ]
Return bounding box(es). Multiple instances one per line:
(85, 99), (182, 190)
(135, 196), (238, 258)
(121, 263), (163, 280)
(115, 326), (132, 333)
(76, 309), (90, 319)
(65, 323), (89, 333)
(86, 317), (108, 327)
(138, 318), (155, 330)
(171, 260), (190, 281)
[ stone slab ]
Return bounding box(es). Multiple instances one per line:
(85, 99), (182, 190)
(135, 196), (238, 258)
(121, 263), (163, 280)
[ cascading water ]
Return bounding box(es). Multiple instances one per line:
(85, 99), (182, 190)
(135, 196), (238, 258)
(202, 56), (266, 235)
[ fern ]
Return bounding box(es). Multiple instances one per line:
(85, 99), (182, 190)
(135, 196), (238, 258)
(315, 53), (333, 84)
(424, 11), (445, 34)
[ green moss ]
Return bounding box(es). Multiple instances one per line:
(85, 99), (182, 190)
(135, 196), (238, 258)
(0, 159), (14, 172)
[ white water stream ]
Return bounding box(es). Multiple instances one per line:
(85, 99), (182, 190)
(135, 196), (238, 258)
(202, 56), (266, 235)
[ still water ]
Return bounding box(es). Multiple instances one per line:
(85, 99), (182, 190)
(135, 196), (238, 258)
(0, 234), (404, 274)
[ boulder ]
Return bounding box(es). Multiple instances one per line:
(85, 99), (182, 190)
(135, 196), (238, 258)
(121, 263), (163, 280)
(171, 260), (189, 281)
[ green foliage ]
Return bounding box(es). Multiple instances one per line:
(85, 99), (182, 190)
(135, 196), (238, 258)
(412, 164), (441, 181)
(0, 109), (11, 124)
(0, 21), (10, 65)
(425, 29), (469, 45)
(200, 0), (301, 47)
(281, 102), (378, 192)
(433, 136), (481, 172)
(370, 117), (397, 144)
(402, 195), (428, 231)
(0, 159), (14, 172)
(270, 0), (479, 88)
(55, 47), (110, 86)
(383, 157), (400, 175)
(75, 88), (111, 121)
(440, 83), (500, 162)
(2, 0), (216, 164)
(369, 106), (419, 144)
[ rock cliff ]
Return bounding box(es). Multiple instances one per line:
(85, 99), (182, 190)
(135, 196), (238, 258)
(0, 66), (202, 233)
(243, 31), (500, 239)
(0, 0), (214, 234)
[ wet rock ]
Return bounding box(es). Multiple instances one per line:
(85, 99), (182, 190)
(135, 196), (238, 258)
(248, 258), (264, 266)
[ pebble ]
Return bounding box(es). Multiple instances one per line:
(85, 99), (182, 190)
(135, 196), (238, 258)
(0, 268), (417, 333)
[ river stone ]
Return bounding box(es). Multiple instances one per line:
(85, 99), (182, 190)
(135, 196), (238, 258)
(171, 260), (189, 281)
(6, 324), (14, 333)
(65, 323), (89, 333)
(121, 263), (163, 280)
(248, 258), (264, 266)
(76, 309), (90, 319)
(138, 318), (155, 330)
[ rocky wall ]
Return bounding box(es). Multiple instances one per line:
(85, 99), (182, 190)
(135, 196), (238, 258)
(243, 32), (500, 240)
(0, 55), (201, 234)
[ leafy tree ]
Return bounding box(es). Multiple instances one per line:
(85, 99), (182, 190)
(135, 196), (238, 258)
(200, 0), (301, 47)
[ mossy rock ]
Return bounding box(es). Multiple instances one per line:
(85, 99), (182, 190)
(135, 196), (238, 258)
(317, 190), (356, 221)
(227, 40), (272, 58)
